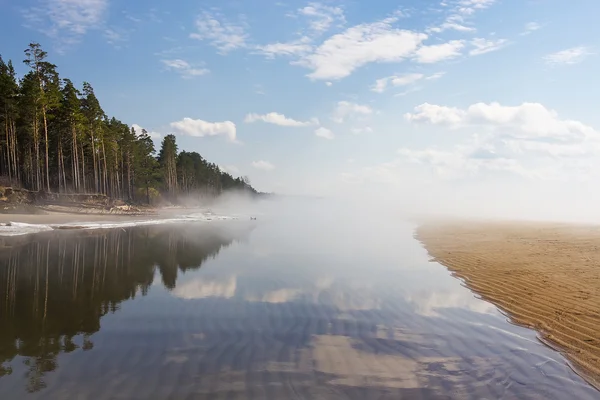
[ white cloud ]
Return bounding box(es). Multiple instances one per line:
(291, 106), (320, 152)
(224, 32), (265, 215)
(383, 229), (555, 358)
(170, 118), (237, 142)
(23, 0), (108, 48)
(428, 21), (475, 33)
(298, 2), (345, 34)
(371, 73), (424, 93)
(331, 101), (373, 123)
(425, 71), (446, 80)
(252, 160), (275, 171)
(190, 11), (248, 53)
(405, 102), (597, 140)
(296, 17), (427, 80)
(254, 38), (313, 58)
(131, 124), (162, 140)
(405, 103), (466, 127)
(469, 38), (508, 55)
(414, 40), (464, 63)
(521, 22), (541, 35)
(457, 0), (496, 14)
(244, 112), (318, 127)
(543, 46), (592, 66)
(401, 101), (600, 180)
(351, 127), (373, 134)
(104, 28), (128, 46)
(161, 59), (209, 78)
(315, 127), (334, 139)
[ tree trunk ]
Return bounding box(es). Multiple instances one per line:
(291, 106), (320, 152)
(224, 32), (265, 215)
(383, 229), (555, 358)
(42, 107), (50, 192)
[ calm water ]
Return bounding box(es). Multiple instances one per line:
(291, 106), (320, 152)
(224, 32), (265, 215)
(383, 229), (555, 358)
(0, 204), (598, 399)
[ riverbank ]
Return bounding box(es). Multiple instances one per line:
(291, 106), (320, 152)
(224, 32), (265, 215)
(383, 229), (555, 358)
(416, 220), (600, 390)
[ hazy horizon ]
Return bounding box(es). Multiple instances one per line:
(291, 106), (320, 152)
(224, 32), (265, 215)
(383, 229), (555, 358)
(1, 0), (599, 221)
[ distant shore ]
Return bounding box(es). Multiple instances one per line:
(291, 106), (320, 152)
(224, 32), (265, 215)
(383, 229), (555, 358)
(416, 220), (600, 391)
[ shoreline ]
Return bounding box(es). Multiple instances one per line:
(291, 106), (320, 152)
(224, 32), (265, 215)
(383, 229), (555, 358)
(416, 221), (600, 391)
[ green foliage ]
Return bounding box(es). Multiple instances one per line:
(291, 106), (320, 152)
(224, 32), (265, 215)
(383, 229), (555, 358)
(0, 43), (257, 201)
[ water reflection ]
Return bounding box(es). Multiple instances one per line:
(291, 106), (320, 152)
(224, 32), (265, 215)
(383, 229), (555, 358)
(0, 223), (252, 392)
(0, 215), (598, 399)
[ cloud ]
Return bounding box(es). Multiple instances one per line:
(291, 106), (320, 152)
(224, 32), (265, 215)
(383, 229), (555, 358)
(190, 11), (248, 53)
(244, 112), (318, 127)
(521, 22), (541, 35)
(405, 103), (466, 127)
(331, 101), (373, 123)
(457, 0), (497, 14)
(351, 127), (373, 134)
(371, 73), (424, 93)
(252, 160), (275, 171)
(425, 71), (446, 80)
(405, 102), (596, 139)
(254, 38), (313, 58)
(469, 38), (508, 55)
(161, 59), (209, 78)
(131, 124), (162, 140)
(543, 46), (592, 66)
(170, 118), (237, 142)
(401, 101), (600, 180)
(104, 28), (128, 46)
(428, 21), (475, 33)
(296, 17), (427, 80)
(23, 0), (108, 49)
(315, 127), (334, 139)
(414, 40), (464, 63)
(298, 2), (345, 34)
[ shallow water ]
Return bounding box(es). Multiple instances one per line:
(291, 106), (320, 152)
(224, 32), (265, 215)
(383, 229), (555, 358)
(0, 205), (597, 399)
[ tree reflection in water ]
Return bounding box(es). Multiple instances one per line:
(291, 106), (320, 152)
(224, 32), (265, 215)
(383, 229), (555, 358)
(0, 222), (252, 392)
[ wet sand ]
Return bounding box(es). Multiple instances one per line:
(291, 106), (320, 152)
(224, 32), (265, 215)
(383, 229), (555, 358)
(417, 221), (600, 389)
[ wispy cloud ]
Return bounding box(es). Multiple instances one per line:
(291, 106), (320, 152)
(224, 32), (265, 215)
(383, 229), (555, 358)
(469, 38), (508, 55)
(244, 112), (318, 127)
(254, 37), (313, 58)
(298, 2), (345, 34)
(414, 40), (465, 63)
(315, 127), (334, 139)
(190, 11), (248, 54)
(520, 22), (542, 35)
(331, 101), (373, 123)
(426, 71), (446, 80)
(371, 73), (424, 93)
(544, 46), (592, 66)
(161, 59), (209, 78)
(252, 160), (275, 171)
(23, 0), (108, 50)
(104, 27), (129, 48)
(296, 17), (426, 80)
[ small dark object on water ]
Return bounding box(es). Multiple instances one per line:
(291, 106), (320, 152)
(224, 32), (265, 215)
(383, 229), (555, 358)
(250, 217), (257, 220)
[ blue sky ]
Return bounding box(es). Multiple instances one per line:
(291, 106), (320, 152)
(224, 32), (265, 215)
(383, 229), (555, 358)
(1, 0), (599, 201)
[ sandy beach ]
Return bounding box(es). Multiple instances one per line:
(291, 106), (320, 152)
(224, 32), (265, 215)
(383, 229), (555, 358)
(416, 221), (600, 389)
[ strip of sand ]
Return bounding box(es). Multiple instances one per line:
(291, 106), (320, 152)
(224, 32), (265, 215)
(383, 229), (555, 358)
(0, 212), (143, 225)
(416, 221), (600, 390)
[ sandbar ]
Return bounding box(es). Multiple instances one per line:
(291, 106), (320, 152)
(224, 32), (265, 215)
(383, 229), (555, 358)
(417, 220), (600, 390)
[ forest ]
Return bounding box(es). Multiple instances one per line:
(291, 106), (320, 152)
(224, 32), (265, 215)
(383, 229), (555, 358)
(0, 43), (257, 203)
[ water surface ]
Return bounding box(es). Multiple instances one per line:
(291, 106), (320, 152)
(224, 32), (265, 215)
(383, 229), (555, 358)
(0, 206), (597, 399)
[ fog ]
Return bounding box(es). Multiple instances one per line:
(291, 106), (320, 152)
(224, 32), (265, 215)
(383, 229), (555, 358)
(202, 175), (600, 227)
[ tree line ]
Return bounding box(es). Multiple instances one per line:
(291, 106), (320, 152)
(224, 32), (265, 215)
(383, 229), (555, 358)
(0, 43), (256, 203)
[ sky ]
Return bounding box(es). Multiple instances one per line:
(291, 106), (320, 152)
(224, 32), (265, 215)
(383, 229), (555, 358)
(1, 0), (600, 214)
